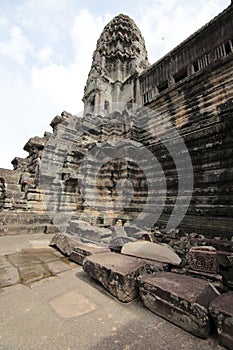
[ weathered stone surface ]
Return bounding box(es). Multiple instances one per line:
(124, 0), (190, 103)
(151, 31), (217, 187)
(209, 292), (233, 350)
(18, 264), (51, 284)
(187, 246), (219, 273)
(46, 260), (76, 274)
(0, 266), (20, 287)
(69, 243), (110, 265)
(22, 249), (59, 263)
(50, 233), (81, 256)
(124, 225), (142, 238)
(172, 267), (224, 292)
(83, 252), (146, 302)
(67, 220), (112, 244)
(49, 289), (97, 318)
(139, 272), (220, 338)
(138, 258), (169, 274)
(0, 256), (12, 269)
(7, 253), (42, 267)
(108, 236), (134, 252)
(122, 240), (181, 266)
(135, 231), (157, 242)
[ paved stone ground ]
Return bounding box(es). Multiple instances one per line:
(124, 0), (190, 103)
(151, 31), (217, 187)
(0, 234), (225, 350)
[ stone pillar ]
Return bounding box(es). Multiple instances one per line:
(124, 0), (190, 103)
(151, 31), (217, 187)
(94, 92), (100, 114)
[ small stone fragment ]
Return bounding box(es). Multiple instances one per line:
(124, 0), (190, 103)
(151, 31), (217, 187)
(121, 240), (181, 266)
(187, 246), (219, 273)
(108, 236), (134, 252)
(209, 292), (233, 350)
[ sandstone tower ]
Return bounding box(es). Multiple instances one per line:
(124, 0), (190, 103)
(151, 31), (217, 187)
(83, 14), (150, 114)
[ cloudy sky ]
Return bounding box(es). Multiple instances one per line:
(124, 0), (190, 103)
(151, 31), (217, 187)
(0, 0), (230, 169)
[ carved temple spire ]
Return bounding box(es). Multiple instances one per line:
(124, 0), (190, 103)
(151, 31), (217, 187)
(83, 14), (150, 114)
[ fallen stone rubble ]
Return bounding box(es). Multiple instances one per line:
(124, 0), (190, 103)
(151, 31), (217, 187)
(139, 272), (219, 338)
(50, 224), (233, 349)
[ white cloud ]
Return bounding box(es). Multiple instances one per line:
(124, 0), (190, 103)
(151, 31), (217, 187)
(31, 62), (84, 113)
(70, 9), (112, 64)
(0, 15), (8, 27)
(31, 9), (113, 116)
(0, 25), (34, 65)
(37, 46), (53, 65)
(138, 0), (230, 63)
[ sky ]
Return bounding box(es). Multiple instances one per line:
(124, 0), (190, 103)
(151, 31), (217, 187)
(0, 0), (230, 169)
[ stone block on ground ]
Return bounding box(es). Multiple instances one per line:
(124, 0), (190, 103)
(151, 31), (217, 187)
(69, 243), (110, 265)
(139, 272), (220, 338)
(209, 292), (233, 350)
(50, 233), (81, 256)
(187, 246), (219, 273)
(121, 240), (181, 266)
(66, 219), (112, 244)
(83, 252), (146, 302)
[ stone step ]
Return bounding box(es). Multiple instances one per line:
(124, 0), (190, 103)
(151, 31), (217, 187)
(209, 292), (233, 350)
(139, 272), (220, 338)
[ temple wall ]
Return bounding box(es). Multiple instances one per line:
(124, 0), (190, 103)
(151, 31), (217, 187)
(140, 4), (233, 104)
(139, 54), (233, 238)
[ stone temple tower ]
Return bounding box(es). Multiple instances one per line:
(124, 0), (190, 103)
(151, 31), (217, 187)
(83, 14), (150, 115)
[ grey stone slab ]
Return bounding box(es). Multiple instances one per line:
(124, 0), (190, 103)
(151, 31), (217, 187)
(0, 255), (12, 268)
(139, 272), (220, 338)
(18, 264), (51, 284)
(7, 253), (42, 267)
(209, 292), (233, 350)
(46, 260), (76, 274)
(83, 252), (146, 302)
(23, 249), (60, 263)
(67, 219), (112, 243)
(49, 289), (97, 318)
(0, 266), (20, 287)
